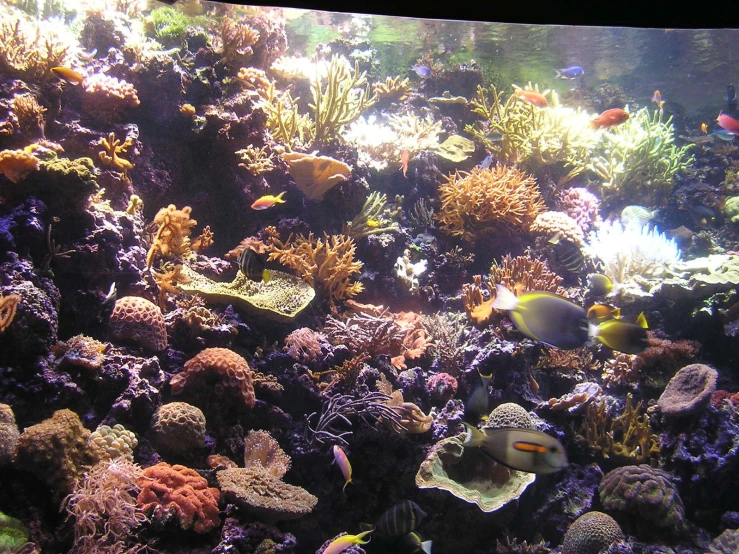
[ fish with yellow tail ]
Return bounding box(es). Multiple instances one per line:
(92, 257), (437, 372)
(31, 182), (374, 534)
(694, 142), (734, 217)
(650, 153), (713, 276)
(250, 191), (286, 210)
(332, 445), (352, 494)
(462, 423), (568, 474)
(50, 66), (85, 85)
(589, 312), (649, 354)
(322, 530), (373, 554)
(492, 284), (589, 350)
(586, 273), (613, 296)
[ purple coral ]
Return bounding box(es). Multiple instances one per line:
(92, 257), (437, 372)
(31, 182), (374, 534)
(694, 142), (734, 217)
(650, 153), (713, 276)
(559, 187), (601, 233)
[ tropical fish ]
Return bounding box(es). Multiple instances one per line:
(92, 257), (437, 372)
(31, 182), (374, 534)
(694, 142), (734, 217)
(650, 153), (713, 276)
(590, 108), (630, 129)
(589, 313), (649, 354)
(374, 500), (427, 538)
(462, 423), (568, 474)
(728, 84), (737, 111)
(586, 273), (613, 296)
(237, 248), (271, 283)
(323, 530), (373, 554)
(333, 445), (352, 493)
(651, 90), (665, 109)
(465, 369), (493, 418)
(586, 303), (621, 324)
(251, 192), (286, 210)
(367, 219), (382, 228)
(682, 203), (719, 229)
(514, 89), (549, 108)
(50, 66), (85, 85)
(716, 113), (739, 134)
(411, 65), (431, 78)
(555, 66), (584, 79)
(478, 154), (494, 170)
(620, 205), (659, 228)
(712, 130), (736, 141)
(400, 149), (410, 178)
(403, 532), (433, 554)
(549, 235), (584, 273)
(484, 131), (504, 142)
(491, 284), (589, 350)
(701, 122), (708, 134)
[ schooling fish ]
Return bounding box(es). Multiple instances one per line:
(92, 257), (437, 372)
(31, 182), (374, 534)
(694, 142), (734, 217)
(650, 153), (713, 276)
(589, 313), (649, 354)
(50, 66), (85, 85)
(251, 192), (286, 210)
(333, 445), (352, 494)
(411, 65), (431, 78)
(514, 89), (549, 108)
(492, 284), (589, 350)
(375, 500), (427, 538)
(465, 369), (493, 418)
(462, 423), (568, 474)
(590, 108), (630, 129)
(323, 530), (373, 554)
(237, 247), (271, 283)
(716, 113), (739, 135)
(586, 273), (613, 296)
(586, 303), (621, 324)
(555, 66), (584, 79)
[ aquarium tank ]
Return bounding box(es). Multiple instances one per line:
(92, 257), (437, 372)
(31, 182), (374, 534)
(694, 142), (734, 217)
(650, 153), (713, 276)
(1, 0), (738, 553)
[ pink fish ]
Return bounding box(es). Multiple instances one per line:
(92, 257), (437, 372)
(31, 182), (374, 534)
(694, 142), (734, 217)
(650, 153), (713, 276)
(717, 113), (739, 135)
(332, 445), (352, 494)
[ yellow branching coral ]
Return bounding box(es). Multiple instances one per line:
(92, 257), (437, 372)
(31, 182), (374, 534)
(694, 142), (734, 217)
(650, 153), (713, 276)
(310, 55), (376, 145)
(236, 144), (275, 176)
(146, 205), (198, 268)
(0, 147), (39, 183)
(152, 263), (191, 309)
(256, 81), (314, 149)
(0, 293), (21, 332)
(98, 132), (134, 178)
(372, 76), (412, 104)
(342, 191), (401, 239)
(264, 226), (363, 305)
(436, 164), (545, 241)
(11, 93), (46, 137)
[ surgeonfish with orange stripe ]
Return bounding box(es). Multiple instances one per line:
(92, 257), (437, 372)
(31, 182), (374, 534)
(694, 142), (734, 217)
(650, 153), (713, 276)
(462, 423), (568, 474)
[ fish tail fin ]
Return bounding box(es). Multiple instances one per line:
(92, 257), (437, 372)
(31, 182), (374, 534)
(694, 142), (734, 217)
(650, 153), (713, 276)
(262, 269), (272, 283)
(421, 540), (433, 554)
(636, 312), (648, 329)
(359, 523), (374, 533)
(554, 68), (561, 78)
(342, 478), (352, 495)
(462, 422), (486, 447)
(491, 284), (518, 311)
(355, 529), (373, 544)
(275, 191), (287, 203)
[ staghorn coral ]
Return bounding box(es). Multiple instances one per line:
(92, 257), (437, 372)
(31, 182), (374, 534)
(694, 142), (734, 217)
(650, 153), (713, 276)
(657, 363), (718, 417)
(342, 191), (401, 239)
(137, 462), (220, 534)
(109, 296), (168, 352)
(0, 293), (22, 332)
(82, 74), (140, 123)
(529, 211), (585, 246)
(560, 511), (623, 554)
(172, 347), (256, 408)
(490, 252), (567, 298)
(236, 144), (275, 176)
(146, 204), (198, 268)
(89, 424), (138, 461)
(283, 327), (325, 361)
(324, 311), (405, 359)
(282, 151), (351, 201)
(98, 132), (134, 179)
(372, 75), (412, 104)
(150, 402), (207, 455)
(436, 164), (545, 241)
(264, 227), (363, 305)
(0, 148), (39, 183)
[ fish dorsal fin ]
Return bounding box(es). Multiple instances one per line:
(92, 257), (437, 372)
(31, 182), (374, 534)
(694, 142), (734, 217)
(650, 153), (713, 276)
(636, 312), (648, 329)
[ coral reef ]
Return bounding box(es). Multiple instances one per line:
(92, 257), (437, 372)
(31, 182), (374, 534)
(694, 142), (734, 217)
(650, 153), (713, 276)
(149, 402), (206, 455)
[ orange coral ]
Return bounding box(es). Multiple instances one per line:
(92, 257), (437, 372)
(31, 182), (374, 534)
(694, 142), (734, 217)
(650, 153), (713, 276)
(436, 164), (545, 241)
(146, 204), (198, 269)
(0, 293), (21, 332)
(191, 225), (214, 252)
(282, 152), (351, 201)
(0, 148), (39, 183)
(171, 347), (256, 408)
(152, 264), (191, 310)
(264, 226), (363, 305)
(137, 462), (220, 534)
(237, 67), (272, 97)
(98, 132), (134, 178)
(82, 74), (140, 123)
(221, 17), (260, 66)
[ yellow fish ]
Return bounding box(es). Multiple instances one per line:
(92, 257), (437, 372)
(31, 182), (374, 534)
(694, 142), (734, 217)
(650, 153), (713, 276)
(367, 219), (381, 228)
(589, 313), (649, 354)
(332, 445), (352, 494)
(701, 122), (708, 134)
(250, 192), (286, 210)
(50, 66), (85, 85)
(322, 530), (373, 554)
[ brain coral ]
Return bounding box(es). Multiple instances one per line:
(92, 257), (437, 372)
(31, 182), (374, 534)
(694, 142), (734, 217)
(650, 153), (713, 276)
(171, 348), (256, 408)
(150, 402), (207, 454)
(599, 464), (685, 530)
(109, 296), (167, 352)
(0, 404), (19, 465)
(561, 511), (624, 554)
(657, 363), (718, 417)
(483, 402), (534, 431)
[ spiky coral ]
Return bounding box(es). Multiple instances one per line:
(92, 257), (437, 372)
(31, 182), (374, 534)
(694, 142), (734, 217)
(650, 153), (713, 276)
(264, 226), (363, 305)
(236, 144), (274, 176)
(372, 76), (412, 104)
(436, 164), (545, 241)
(146, 204), (198, 268)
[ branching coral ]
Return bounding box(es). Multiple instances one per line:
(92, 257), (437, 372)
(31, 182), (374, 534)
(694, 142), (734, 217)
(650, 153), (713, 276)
(284, 327), (325, 361)
(236, 144), (275, 176)
(220, 17), (260, 66)
(436, 164), (545, 241)
(236, 67), (272, 98)
(98, 132), (134, 180)
(256, 81), (314, 149)
(309, 354), (369, 394)
(0, 293), (21, 332)
(602, 353), (638, 388)
(372, 76), (412, 104)
(421, 312), (468, 374)
(152, 263), (191, 309)
(264, 226), (363, 305)
(146, 204), (198, 268)
(536, 346), (601, 374)
(342, 191), (401, 239)
(10, 94), (46, 138)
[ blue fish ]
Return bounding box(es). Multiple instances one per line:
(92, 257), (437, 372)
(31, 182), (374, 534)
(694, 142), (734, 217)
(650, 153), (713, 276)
(478, 155), (493, 170)
(411, 65), (431, 78)
(713, 130), (736, 141)
(555, 66), (584, 79)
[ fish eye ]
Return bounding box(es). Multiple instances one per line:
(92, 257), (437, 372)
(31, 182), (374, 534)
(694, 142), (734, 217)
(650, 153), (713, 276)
(548, 446), (559, 453)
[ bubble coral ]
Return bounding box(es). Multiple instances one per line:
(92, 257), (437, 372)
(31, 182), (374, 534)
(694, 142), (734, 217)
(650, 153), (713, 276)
(657, 363), (718, 417)
(436, 164), (545, 241)
(109, 296), (168, 352)
(150, 402), (207, 455)
(89, 424), (138, 461)
(0, 148), (39, 183)
(171, 347), (256, 408)
(82, 74), (140, 123)
(560, 511), (623, 554)
(599, 464), (685, 530)
(137, 462), (220, 534)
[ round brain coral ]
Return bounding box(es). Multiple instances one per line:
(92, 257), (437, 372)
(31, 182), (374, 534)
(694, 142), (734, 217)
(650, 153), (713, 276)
(599, 464), (685, 530)
(657, 363), (718, 417)
(171, 348), (256, 408)
(483, 402), (533, 431)
(561, 511), (624, 554)
(109, 296), (167, 352)
(150, 402), (207, 454)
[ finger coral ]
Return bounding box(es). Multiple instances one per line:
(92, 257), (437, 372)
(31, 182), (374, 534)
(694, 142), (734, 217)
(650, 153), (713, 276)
(436, 164), (545, 241)
(109, 296), (168, 352)
(137, 462), (220, 534)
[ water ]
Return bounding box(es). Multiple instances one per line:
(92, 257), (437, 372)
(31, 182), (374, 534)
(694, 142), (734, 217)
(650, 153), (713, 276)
(0, 1), (738, 554)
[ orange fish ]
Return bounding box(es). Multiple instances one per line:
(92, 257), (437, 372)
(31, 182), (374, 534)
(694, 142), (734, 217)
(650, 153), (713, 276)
(50, 66), (85, 85)
(701, 123), (708, 134)
(651, 90), (665, 109)
(590, 108), (630, 130)
(250, 191), (286, 210)
(514, 89), (548, 108)
(400, 149), (410, 178)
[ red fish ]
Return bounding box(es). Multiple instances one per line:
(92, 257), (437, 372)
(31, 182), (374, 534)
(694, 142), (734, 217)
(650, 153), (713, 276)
(400, 149), (410, 178)
(717, 113), (739, 135)
(514, 89), (548, 108)
(590, 108), (630, 130)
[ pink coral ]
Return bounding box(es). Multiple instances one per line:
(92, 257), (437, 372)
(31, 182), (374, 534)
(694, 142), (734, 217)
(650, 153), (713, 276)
(559, 187), (601, 232)
(529, 211), (584, 245)
(427, 373), (458, 403)
(82, 74), (140, 123)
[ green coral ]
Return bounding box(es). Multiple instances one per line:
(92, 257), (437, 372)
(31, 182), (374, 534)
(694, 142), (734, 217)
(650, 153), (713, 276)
(342, 191), (401, 239)
(148, 7), (199, 43)
(724, 196), (739, 224)
(0, 512), (28, 551)
(177, 264), (315, 322)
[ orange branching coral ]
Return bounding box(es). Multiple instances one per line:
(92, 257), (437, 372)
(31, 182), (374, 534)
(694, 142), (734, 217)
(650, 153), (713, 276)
(0, 148), (39, 183)
(98, 132), (134, 179)
(146, 205), (198, 269)
(436, 164), (545, 241)
(602, 353), (638, 388)
(191, 225), (214, 252)
(11, 93), (46, 137)
(536, 346), (601, 374)
(0, 293), (21, 332)
(152, 264), (191, 310)
(264, 226), (363, 305)
(221, 17), (260, 66)
(309, 353), (369, 394)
